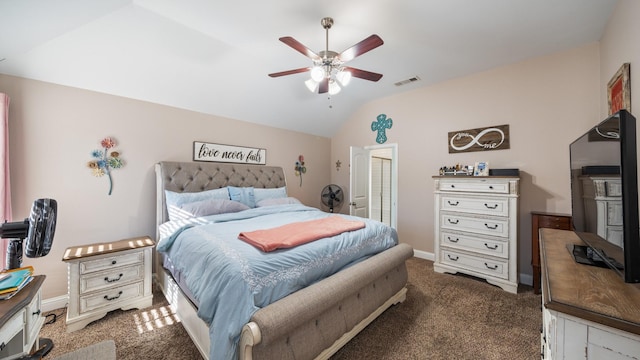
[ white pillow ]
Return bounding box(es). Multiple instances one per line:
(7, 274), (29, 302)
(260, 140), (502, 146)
(179, 199), (249, 217)
(256, 197), (301, 207)
(253, 187), (287, 203)
(228, 186), (256, 208)
(165, 187), (229, 220)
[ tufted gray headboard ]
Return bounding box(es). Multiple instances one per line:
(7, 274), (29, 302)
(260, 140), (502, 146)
(155, 161), (286, 236)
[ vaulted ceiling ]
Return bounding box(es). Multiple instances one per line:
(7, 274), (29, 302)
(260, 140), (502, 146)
(0, 0), (618, 137)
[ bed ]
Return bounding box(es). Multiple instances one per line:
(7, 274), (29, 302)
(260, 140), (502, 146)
(154, 161), (413, 360)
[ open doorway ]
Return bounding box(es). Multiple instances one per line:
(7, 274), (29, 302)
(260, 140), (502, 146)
(349, 144), (397, 228)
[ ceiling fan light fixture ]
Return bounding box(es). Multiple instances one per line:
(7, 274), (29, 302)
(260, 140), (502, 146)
(310, 66), (325, 82)
(305, 79), (319, 92)
(328, 80), (341, 95)
(336, 69), (352, 86)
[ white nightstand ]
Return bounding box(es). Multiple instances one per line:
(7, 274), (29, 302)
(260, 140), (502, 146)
(62, 236), (154, 332)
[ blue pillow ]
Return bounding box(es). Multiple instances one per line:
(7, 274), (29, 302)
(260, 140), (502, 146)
(179, 199), (250, 217)
(253, 187), (287, 203)
(228, 186), (256, 208)
(165, 187), (229, 220)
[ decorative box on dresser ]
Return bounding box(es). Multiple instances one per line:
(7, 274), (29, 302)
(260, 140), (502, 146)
(540, 228), (640, 359)
(433, 176), (520, 293)
(531, 212), (572, 295)
(62, 236), (155, 332)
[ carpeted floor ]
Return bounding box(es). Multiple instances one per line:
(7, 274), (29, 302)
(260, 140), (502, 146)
(40, 257), (541, 359)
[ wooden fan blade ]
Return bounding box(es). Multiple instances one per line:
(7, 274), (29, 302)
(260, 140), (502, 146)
(343, 66), (383, 82)
(318, 78), (329, 93)
(268, 67), (311, 77)
(279, 37), (321, 61)
(338, 35), (384, 62)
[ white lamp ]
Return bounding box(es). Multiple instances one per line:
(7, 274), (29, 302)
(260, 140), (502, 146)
(305, 79), (319, 92)
(310, 66), (325, 82)
(336, 69), (352, 86)
(328, 80), (341, 95)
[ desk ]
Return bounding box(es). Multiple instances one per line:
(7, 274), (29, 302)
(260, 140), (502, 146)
(0, 275), (45, 360)
(531, 211), (571, 294)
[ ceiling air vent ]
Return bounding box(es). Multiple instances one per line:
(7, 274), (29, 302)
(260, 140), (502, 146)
(394, 76), (421, 87)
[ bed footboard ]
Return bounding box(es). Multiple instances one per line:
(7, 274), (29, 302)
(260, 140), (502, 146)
(240, 243), (414, 360)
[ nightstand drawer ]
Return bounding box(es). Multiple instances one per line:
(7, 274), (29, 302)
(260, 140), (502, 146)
(79, 282), (144, 313)
(80, 264), (145, 294)
(0, 310), (23, 350)
(25, 287), (43, 346)
(80, 252), (143, 275)
(537, 215), (571, 229)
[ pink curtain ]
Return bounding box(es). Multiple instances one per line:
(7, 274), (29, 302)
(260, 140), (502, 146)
(0, 93), (12, 269)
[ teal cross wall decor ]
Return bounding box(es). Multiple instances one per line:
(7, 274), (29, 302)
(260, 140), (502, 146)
(372, 114), (393, 144)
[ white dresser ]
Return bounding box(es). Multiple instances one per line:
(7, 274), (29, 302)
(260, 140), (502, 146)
(540, 228), (640, 359)
(433, 176), (520, 293)
(63, 236), (155, 332)
(579, 176), (622, 247)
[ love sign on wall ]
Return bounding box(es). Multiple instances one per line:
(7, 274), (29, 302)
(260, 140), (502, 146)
(193, 141), (266, 164)
(448, 124), (510, 153)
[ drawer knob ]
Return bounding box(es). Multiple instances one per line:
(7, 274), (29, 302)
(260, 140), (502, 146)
(111, 260), (117, 265)
(447, 254), (459, 261)
(447, 236), (459, 243)
(484, 223), (498, 230)
(484, 243), (499, 250)
(447, 200), (459, 206)
(447, 219), (459, 225)
(450, 184), (455, 188)
(489, 185), (494, 189)
(0, 342), (5, 351)
(32, 309), (41, 316)
(484, 263), (499, 270)
(484, 203), (498, 209)
(104, 291), (123, 301)
(104, 273), (124, 283)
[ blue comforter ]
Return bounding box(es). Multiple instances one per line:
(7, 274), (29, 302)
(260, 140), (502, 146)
(157, 204), (398, 360)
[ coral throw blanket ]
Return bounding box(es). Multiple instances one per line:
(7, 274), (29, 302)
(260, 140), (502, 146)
(238, 216), (366, 252)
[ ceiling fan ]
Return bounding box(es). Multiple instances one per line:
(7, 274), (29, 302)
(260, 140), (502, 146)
(268, 17), (384, 95)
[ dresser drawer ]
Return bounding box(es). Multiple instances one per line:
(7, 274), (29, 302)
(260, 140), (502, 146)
(80, 251), (143, 275)
(441, 231), (508, 258)
(441, 213), (509, 238)
(438, 179), (510, 194)
(441, 249), (509, 279)
(80, 264), (145, 294)
(441, 195), (509, 216)
(79, 282), (144, 313)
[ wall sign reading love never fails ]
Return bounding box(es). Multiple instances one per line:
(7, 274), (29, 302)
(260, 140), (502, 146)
(448, 124), (510, 153)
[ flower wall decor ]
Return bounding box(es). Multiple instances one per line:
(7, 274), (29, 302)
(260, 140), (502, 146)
(88, 137), (125, 195)
(294, 155), (306, 186)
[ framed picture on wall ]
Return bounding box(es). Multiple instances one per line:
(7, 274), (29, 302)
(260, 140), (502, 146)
(607, 63), (631, 115)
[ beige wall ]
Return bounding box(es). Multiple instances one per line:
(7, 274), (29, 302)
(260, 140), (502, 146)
(1, 74), (331, 299)
(331, 43), (602, 282)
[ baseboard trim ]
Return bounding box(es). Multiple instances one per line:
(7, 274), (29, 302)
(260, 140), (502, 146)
(413, 249), (434, 261)
(42, 294), (68, 313)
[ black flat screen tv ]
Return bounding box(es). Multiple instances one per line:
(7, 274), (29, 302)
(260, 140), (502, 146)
(569, 109), (640, 283)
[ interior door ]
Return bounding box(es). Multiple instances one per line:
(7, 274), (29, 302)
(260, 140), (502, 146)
(349, 146), (369, 218)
